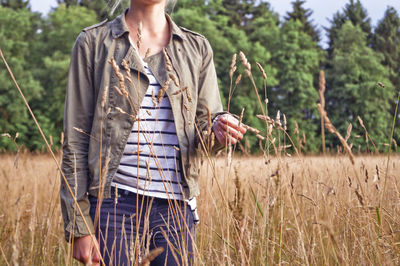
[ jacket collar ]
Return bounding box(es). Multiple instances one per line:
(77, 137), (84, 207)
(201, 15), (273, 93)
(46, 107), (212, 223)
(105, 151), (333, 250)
(111, 10), (186, 41)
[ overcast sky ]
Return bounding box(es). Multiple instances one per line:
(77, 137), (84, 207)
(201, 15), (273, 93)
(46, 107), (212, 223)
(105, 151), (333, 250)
(30, 0), (400, 47)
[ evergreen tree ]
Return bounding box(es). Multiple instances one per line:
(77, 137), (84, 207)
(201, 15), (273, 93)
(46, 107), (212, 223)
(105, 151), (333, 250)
(326, 0), (372, 58)
(372, 7), (400, 89)
(326, 21), (393, 151)
(343, 0), (372, 35)
(216, 0), (255, 28)
(372, 6), (400, 141)
(284, 0), (320, 42)
(273, 20), (320, 152)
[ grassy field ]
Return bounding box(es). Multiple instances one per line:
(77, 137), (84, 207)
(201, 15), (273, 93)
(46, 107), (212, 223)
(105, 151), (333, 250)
(0, 152), (399, 265)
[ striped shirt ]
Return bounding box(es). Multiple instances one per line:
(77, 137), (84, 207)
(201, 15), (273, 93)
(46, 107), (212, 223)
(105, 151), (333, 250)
(112, 42), (199, 223)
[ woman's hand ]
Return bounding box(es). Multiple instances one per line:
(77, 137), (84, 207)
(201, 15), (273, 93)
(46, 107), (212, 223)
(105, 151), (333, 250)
(213, 114), (247, 146)
(73, 235), (101, 265)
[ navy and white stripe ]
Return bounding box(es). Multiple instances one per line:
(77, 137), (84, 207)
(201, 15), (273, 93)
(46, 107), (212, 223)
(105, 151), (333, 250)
(112, 62), (185, 200)
(111, 42), (199, 223)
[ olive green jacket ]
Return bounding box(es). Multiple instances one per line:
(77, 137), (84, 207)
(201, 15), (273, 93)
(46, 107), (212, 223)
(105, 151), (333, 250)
(60, 13), (223, 240)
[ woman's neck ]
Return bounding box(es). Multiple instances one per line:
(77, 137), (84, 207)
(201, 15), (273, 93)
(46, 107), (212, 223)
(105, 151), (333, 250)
(126, 2), (167, 39)
(125, 1), (170, 57)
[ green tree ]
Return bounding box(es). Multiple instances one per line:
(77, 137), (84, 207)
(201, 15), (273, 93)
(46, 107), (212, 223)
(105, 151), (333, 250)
(0, 0), (28, 9)
(175, 1), (281, 149)
(172, 4), (235, 104)
(173, 0), (284, 151)
(326, 0), (372, 58)
(326, 21), (393, 151)
(29, 5), (98, 148)
(57, 0), (128, 20)
(0, 6), (43, 150)
(372, 6), (400, 142)
(217, 0), (256, 28)
(284, 0), (320, 42)
(273, 20), (320, 152)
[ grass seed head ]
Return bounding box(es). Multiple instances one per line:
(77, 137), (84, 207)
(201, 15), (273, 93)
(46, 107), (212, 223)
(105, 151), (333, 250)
(256, 62), (267, 80)
(115, 107), (128, 115)
(185, 87), (192, 103)
(377, 82), (385, 88)
(101, 86), (109, 109)
(144, 48), (151, 58)
(230, 53), (237, 79)
(137, 21), (142, 50)
(235, 74), (242, 86)
(163, 48), (173, 72)
(169, 73), (180, 87)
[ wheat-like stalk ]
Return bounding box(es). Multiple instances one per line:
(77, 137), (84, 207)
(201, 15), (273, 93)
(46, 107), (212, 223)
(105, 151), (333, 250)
(318, 70), (326, 154)
(0, 48), (105, 265)
(317, 104), (355, 164)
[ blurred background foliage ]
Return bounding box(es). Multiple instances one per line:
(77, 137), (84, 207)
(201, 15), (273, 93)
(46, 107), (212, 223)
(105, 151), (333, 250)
(0, 0), (399, 153)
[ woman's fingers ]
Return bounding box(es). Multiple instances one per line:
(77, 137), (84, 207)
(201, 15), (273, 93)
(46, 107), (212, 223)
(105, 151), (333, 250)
(91, 238), (101, 266)
(214, 126), (239, 145)
(217, 122), (244, 140)
(218, 115), (247, 134)
(213, 115), (246, 146)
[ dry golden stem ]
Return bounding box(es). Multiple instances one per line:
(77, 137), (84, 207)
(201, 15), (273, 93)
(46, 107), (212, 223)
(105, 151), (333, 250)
(243, 124), (260, 134)
(140, 247), (164, 266)
(158, 78), (171, 103)
(72, 127), (99, 142)
(144, 48), (151, 59)
(172, 86), (188, 96)
(357, 116), (378, 153)
(151, 90), (157, 107)
(345, 123), (352, 142)
(238, 107), (245, 128)
(317, 104), (355, 165)
(206, 105), (212, 137)
(0, 48), (105, 264)
(256, 134), (265, 141)
(318, 70), (326, 154)
(235, 74), (242, 86)
(256, 115), (274, 125)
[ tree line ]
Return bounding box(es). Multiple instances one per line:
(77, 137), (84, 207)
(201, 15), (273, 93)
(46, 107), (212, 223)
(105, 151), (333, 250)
(0, 0), (399, 153)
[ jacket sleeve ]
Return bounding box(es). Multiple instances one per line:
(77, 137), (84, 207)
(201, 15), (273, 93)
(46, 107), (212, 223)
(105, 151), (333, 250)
(60, 31), (95, 241)
(195, 38), (226, 152)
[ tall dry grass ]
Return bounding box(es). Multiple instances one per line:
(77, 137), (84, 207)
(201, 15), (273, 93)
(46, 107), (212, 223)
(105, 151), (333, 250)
(1, 29), (400, 264)
(1, 153), (400, 265)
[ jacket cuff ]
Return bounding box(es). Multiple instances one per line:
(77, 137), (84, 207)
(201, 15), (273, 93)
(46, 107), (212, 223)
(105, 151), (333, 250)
(60, 170), (94, 242)
(64, 213), (95, 242)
